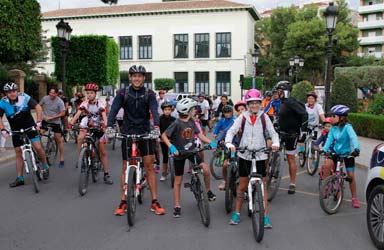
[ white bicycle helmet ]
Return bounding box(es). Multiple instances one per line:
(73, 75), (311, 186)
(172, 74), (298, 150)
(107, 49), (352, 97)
(3, 82), (18, 92)
(176, 98), (198, 115)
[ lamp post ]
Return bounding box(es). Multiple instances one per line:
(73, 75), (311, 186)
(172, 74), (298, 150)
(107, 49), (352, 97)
(56, 19), (72, 94)
(323, 2), (338, 112)
(251, 50), (259, 89)
(288, 55), (304, 84)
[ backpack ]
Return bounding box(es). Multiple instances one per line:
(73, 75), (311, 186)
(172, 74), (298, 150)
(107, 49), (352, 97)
(123, 85), (150, 107)
(237, 113), (270, 145)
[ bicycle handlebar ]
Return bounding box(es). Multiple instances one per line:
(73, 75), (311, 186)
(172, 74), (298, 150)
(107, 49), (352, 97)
(116, 133), (158, 140)
(176, 145), (212, 156)
(236, 147), (272, 154)
(9, 126), (36, 135)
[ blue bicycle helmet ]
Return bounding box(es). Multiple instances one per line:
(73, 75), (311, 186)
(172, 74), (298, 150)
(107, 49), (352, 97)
(330, 105), (350, 116)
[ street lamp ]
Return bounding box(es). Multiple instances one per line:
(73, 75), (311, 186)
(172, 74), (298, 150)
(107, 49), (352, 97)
(251, 50), (259, 89)
(323, 2), (338, 112)
(288, 55), (304, 84)
(56, 19), (72, 94)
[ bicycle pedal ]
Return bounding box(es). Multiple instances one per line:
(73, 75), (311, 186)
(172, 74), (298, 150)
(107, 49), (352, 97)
(184, 183), (191, 188)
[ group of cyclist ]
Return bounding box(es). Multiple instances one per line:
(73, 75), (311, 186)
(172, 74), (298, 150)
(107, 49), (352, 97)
(0, 64), (361, 230)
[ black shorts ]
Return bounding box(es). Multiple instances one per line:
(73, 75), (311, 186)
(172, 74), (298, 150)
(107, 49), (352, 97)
(280, 134), (299, 153)
(238, 158), (267, 177)
(200, 119), (209, 127)
(12, 130), (40, 148)
(42, 121), (62, 134)
(330, 156), (355, 172)
(160, 142), (169, 164)
(173, 154), (202, 176)
(121, 138), (155, 161)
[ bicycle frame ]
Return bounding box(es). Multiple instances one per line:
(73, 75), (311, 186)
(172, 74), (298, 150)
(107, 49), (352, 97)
(248, 156), (266, 213)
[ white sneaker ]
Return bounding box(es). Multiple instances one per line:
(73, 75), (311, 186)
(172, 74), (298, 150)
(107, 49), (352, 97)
(160, 173), (168, 182)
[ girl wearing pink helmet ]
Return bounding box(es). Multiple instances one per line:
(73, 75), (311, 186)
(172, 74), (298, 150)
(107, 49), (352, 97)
(234, 100), (247, 116)
(225, 89), (280, 228)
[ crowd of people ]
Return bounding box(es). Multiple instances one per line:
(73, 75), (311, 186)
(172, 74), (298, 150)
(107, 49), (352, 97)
(0, 64), (361, 229)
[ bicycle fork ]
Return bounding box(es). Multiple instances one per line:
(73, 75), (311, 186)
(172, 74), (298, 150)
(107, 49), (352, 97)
(248, 178), (264, 212)
(21, 145), (37, 174)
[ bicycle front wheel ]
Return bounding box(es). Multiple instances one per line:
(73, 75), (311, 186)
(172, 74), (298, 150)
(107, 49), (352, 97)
(251, 183), (264, 242)
(127, 167), (137, 226)
(44, 137), (58, 165)
(196, 173), (210, 227)
(225, 163), (237, 214)
(25, 152), (40, 193)
(306, 142), (320, 176)
(319, 175), (343, 215)
(267, 151), (281, 202)
(78, 148), (90, 196)
(209, 150), (223, 180)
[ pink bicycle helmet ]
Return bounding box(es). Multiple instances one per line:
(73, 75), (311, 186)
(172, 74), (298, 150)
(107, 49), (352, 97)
(234, 100), (246, 111)
(243, 89), (263, 103)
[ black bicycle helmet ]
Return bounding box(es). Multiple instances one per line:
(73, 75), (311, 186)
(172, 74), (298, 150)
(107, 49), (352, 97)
(265, 91), (272, 97)
(222, 105), (233, 113)
(161, 101), (173, 110)
(275, 81), (291, 91)
(129, 65), (146, 75)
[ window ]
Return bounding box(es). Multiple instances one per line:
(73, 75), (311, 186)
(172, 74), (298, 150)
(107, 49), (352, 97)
(139, 35), (152, 59)
(216, 72), (231, 96)
(174, 72), (188, 93)
(144, 72), (153, 89)
(195, 33), (209, 58)
(195, 72), (209, 95)
(119, 36), (133, 60)
(174, 34), (188, 58)
(216, 33), (231, 57)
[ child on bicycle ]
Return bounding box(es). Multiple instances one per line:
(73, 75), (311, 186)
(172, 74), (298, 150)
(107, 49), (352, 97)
(322, 105), (361, 208)
(161, 98), (217, 218)
(159, 102), (176, 182)
(225, 89), (279, 228)
(234, 100), (247, 116)
(213, 105), (235, 191)
(314, 117), (333, 150)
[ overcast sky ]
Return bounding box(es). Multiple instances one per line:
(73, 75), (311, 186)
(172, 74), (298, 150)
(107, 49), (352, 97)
(37, 0), (359, 13)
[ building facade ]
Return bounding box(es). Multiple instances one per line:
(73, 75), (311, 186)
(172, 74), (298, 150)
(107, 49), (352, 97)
(358, 0), (384, 59)
(37, 0), (259, 101)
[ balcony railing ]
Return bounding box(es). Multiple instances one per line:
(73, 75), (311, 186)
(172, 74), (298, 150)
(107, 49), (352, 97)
(359, 35), (384, 45)
(358, 19), (384, 29)
(358, 4), (384, 14)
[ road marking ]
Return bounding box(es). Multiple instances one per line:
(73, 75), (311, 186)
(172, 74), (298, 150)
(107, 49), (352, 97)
(278, 187), (367, 206)
(281, 170), (306, 180)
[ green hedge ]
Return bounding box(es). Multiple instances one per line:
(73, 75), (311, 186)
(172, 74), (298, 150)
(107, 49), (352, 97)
(291, 80), (314, 103)
(331, 71), (358, 112)
(154, 78), (175, 91)
(349, 113), (384, 140)
(52, 35), (119, 92)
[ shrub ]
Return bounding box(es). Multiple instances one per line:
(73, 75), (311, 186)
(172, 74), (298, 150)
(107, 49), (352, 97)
(154, 78), (175, 91)
(349, 113), (384, 140)
(330, 72), (358, 112)
(369, 93), (384, 115)
(242, 76), (264, 90)
(291, 80), (314, 103)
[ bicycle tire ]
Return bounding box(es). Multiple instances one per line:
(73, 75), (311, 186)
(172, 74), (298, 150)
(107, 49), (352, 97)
(307, 142), (320, 176)
(91, 151), (100, 183)
(127, 167), (137, 226)
(45, 137), (58, 165)
(169, 157), (175, 189)
(298, 143), (307, 168)
(25, 152), (40, 193)
(209, 150), (223, 180)
(319, 175), (343, 215)
(196, 173), (210, 227)
(225, 163), (236, 214)
(251, 183), (264, 242)
(267, 151), (281, 202)
(78, 148), (90, 196)
(33, 148), (43, 181)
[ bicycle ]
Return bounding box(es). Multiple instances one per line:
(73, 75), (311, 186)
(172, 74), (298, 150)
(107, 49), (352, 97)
(298, 126), (321, 175)
(68, 113), (79, 143)
(40, 125), (58, 166)
(225, 152), (238, 214)
(236, 146), (271, 243)
(181, 144), (212, 227)
(9, 126), (43, 193)
(209, 143), (227, 180)
(319, 152), (353, 215)
(116, 132), (157, 227)
(76, 126), (104, 196)
(266, 150), (281, 202)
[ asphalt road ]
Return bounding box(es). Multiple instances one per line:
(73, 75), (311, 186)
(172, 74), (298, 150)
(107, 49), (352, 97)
(0, 140), (377, 250)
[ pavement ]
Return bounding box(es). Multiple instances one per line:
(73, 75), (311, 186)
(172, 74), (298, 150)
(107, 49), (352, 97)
(1, 136), (382, 168)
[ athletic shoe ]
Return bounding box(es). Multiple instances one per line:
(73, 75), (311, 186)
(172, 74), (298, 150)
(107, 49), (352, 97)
(264, 215), (272, 229)
(288, 184), (296, 194)
(218, 181), (226, 191)
(114, 202), (127, 216)
(229, 212), (240, 225)
(207, 190), (217, 201)
(173, 207), (181, 218)
(352, 198), (360, 208)
(42, 168), (49, 180)
(104, 175), (113, 185)
(151, 201), (166, 215)
(9, 178), (24, 188)
(160, 172), (168, 182)
(58, 161), (64, 168)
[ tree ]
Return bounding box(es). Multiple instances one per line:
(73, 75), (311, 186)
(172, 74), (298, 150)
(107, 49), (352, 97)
(330, 72), (358, 112)
(0, 0), (42, 65)
(291, 80), (314, 103)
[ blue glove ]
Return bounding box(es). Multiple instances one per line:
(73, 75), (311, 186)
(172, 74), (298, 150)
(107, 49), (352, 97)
(170, 145), (178, 154)
(209, 141), (217, 149)
(230, 151), (236, 158)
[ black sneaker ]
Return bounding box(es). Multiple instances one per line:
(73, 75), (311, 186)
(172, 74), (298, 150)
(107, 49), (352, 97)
(104, 175), (113, 185)
(42, 168), (49, 180)
(173, 207), (181, 218)
(9, 178), (24, 188)
(288, 184), (296, 194)
(207, 190), (216, 201)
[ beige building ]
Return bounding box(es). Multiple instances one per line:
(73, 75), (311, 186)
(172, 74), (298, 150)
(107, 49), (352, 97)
(358, 0), (384, 58)
(37, 0), (260, 101)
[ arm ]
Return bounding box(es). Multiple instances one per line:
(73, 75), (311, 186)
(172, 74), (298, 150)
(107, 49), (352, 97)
(318, 104), (325, 123)
(70, 110), (83, 125)
(0, 113), (5, 131)
(107, 90), (123, 127)
(213, 119), (223, 135)
(347, 125), (360, 151)
(35, 104), (43, 123)
(224, 115), (242, 144)
(322, 128), (334, 152)
(197, 132), (211, 144)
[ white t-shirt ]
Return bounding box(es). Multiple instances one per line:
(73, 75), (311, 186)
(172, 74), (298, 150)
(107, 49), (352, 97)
(79, 99), (106, 127)
(306, 103), (324, 127)
(199, 99), (210, 120)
